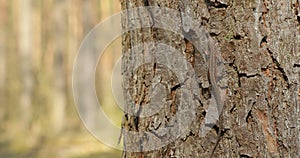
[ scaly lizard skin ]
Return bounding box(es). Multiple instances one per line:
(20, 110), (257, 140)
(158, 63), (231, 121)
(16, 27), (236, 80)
(208, 48), (223, 114)
(208, 47), (224, 158)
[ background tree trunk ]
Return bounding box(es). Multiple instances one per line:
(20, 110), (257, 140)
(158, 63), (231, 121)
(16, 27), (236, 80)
(121, 0), (300, 157)
(19, 0), (33, 132)
(0, 0), (7, 123)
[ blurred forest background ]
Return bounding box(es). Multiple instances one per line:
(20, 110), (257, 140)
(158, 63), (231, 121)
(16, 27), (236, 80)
(0, 0), (123, 157)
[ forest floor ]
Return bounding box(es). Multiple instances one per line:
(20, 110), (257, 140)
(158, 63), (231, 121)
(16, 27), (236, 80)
(0, 130), (121, 158)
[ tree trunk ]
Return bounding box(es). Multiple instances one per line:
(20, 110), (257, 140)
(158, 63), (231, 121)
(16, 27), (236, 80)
(19, 0), (33, 132)
(0, 0), (7, 123)
(121, 0), (300, 157)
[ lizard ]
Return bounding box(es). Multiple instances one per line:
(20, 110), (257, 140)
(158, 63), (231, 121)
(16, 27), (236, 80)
(208, 44), (225, 158)
(178, 1), (224, 153)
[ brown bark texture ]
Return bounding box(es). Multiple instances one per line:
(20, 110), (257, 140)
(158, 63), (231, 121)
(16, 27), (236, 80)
(120, 0), (300, 157)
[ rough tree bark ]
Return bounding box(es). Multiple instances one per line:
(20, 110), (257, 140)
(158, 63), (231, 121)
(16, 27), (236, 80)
(121, 0), (300, 157)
